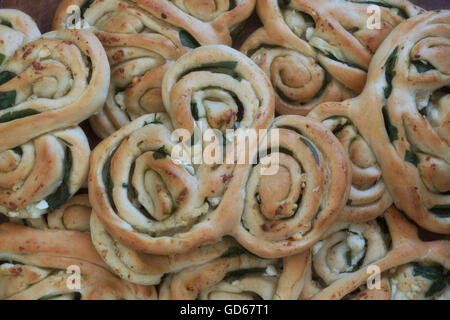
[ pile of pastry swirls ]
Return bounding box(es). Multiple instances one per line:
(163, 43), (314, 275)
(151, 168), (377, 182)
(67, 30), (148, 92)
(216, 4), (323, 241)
(0, 0), (448, 300)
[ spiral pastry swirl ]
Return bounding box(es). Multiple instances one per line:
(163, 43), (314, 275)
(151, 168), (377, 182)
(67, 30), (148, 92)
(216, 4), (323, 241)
(54, 0), (255, 47)
(159, 241), (308, 300)
(299, 219), (388, 299)
(54, 0), (185, 138)
(0, 9), (40, 66)
(90, 113), (249, 255)
(90, 215), (253, 285)
(89, 32), (181, 138)
(161, 45), (275, 205)
(162, 45), (274, 134)
(241, 27), (356, 115)
(309, 106), (393, 222)
(13, 194), (92, 232)
(91, 115), (351, 260)
(309, 206), (450, 300)
(0, 29), (109, 151)
(233, 115), (351, 258)
(0, 223), (156, 300)
(0, 126), (90, 219)
(54, 0), (184, 50)
(251, 0), (423, 115)
(313, 11), (450, 233)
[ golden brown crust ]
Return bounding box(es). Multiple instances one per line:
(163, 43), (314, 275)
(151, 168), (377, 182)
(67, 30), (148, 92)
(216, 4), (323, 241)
(89, 111), (351, 260)
(0, 9), (40, 63)
(53, 0), (255, 47)
(162, 45), (275, 133)
(310, 10), (450, 233)
(308, 206), (450, 300)
(90, 213), (244, 285)
(89, 45), (279, 257)
(159, 242), (309, 300)
(133, 0), (255, 46)
(249, 0), (424, 115)
(53, 0), (184, 49)
(89, 108), (351, 258)
(15, 194), (92, 231)
(233, 115), (351, 258)
(309, 104), (393, 222)
(0, 223), (156, 300)
(299, 218), (389, 299)
(0, 222), (105, 265)
(53, 0), (187, 138)
(350, 277), (391, 300)
(89, 112), (240, 255)
(0, 126), (90, 219)
(47, 194), (91, 231)
(240, 27), (356, 116)
(0, 29), (109, 151)
(88, 33), (179, 138)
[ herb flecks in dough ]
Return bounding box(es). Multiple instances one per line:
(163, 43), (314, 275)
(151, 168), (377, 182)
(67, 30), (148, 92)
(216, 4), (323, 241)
(0, 109), (40, 123)
(46, 147), (72, 211)
(300, 137), (320, 165)
(153, 146), (169, 160)
(384, 47), (398, 99)
(199, 61), (238, 70)
(429, 205), (450, 218)
(413, 263), (450, 297)
(179, 30), (200, 49)
(382, 107), (398, 143)
(404, 150), (419, 167)
(413, 60), (435, 73)
(0, 71), (16, 85)
(0, 90), (16, 110)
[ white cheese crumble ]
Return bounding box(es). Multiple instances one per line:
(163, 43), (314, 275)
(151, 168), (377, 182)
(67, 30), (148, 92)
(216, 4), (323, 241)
(114, 91), (126, 111)
(35, 200), (49, 210)
(7, 211), (19, 217)
(347, 233), (365, 252)
(306, 27), (314, 40)
(265, 265), (278, 277)
(312, 241), (323, 255)
(39, 47), (51, 59)
(310, 37), (345, 62)
(207, 197), (221, 208)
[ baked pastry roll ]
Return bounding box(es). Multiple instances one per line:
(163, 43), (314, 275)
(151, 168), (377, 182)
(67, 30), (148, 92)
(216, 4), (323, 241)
(91, 213), (246, 285)
(0, 29), (109, 151)
(0, 223), (156, 300)
(54, 0), (255, 47)
(89, 112), (249, 257)
(162, 45), (275, 134)
(89, 113), (220, 255)
(299, 217), (389, 299)
(159, 242), (308, 300)
(232, 115), (351, 258)
(244, 0), (423, 115)
(0, 127), (89, 220)
(161, 45), (275, 212)
(310, 10), (450, 233)
(0, 9), (40, 65)
(89, 46), (276, 255)
(53, 1), (254, 138)
(89, 112), (350, 259)
(54, 0), (185, 138)
(309, 106), (393, 222)
(13, 194), (91, 232)
(305, 206), (449, 300)
(88, 36), (179, 138)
